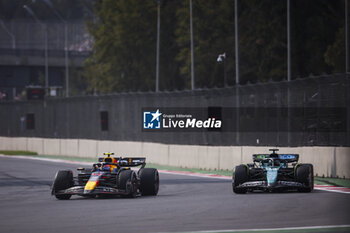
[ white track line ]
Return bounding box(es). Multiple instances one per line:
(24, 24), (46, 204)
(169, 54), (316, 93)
(1, 154), (349, 194)
(159, 170), (350, 194)
(0, 154), (93, 166)
(169, 224), (350, 233)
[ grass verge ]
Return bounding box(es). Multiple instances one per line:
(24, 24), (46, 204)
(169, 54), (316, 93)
(1, 151), (349, 187)
(314, 177), (350, 188)
(147, 163), (233, 176)
(0, 150), (38, 156)
(147, 163), (350, 187)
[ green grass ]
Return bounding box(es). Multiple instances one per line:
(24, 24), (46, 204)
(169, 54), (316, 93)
(27, 154), (96, 163)
(0, 150), (95, 162)
(35, 154), (96, 162)
(147, 163), (350, 187)
(1, 151), (349, 188)
(0, 150), (38, 156)
(314, 177), (350, 188)
(147, 163), (233, 176)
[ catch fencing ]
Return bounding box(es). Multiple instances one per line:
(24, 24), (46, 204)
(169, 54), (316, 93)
(0, 74), (349, 146)
(0, 20), (92, 51)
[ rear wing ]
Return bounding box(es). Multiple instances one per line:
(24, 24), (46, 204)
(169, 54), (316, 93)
(253, 154), (299, 163)
(98, 157), (146, 167)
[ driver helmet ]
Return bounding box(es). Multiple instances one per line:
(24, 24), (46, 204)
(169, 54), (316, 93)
(102, 156), (118, 172)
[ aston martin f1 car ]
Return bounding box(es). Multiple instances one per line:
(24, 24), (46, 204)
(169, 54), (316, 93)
(232, 149), (313, 194)
(51, 153), (159, 200)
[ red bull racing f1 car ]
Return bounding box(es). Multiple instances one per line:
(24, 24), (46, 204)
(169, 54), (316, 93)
(51, 153), (159, 199)
(232, 149), (314, 194)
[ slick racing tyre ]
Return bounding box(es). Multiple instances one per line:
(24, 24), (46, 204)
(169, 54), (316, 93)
(139, 168), (159, 196)
(118, 170), (137, 198)
(52, 170), (74, 200)
(233, 165), (248, 194)
(296, 164), (314, 192)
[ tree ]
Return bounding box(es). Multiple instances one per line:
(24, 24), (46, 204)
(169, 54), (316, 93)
(84, 0), (345, 92)
(85, 0), (158, 93)
(85, 0), (184, 93)
(0, 0), (92, 20)
(238, 0), (286, 83)
(175, 0), (235, 88)
(158, 0), (183, 91)
(324, 27), (345, 73)
(291, 0), (344, 77)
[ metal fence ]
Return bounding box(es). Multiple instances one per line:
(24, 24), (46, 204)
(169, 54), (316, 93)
(0, 20), (93, 51)
(0, 74), (349, 146)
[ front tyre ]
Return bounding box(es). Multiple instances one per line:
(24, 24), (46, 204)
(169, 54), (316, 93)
(140, 168), (159, 196)
(52, 170), (74, 200)
(118, 170), (137, 198)
(233, 165), (248, 194)
(296, 164), (314, 192)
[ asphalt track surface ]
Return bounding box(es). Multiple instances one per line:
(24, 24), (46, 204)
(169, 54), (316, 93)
(0, 156), (349, 233)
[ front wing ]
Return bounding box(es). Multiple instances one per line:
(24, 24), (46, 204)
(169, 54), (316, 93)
(53, 186), (132, 196)
(236, 181), (304, 190)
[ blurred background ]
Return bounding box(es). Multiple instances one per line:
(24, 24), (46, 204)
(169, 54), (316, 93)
(0, 0), (349, 147)
(0, 0), (348, 98)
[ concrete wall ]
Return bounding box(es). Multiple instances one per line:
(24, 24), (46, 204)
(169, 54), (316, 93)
(0, 136), (349, 178)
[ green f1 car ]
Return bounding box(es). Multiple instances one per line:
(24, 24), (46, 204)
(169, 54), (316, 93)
(232, 149), (314, 194)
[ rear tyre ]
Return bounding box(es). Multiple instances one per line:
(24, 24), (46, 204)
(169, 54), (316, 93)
(296, 164), (314, 192)
(232, 165), (248, 194)
(140, 168), (159, 196)
(52, 170), (74, 200)
(118, 170), (137, 198)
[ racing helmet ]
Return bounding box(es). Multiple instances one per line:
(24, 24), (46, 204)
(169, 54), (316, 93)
(102, 155), (118, 172)
(103, 156), (117, 164)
